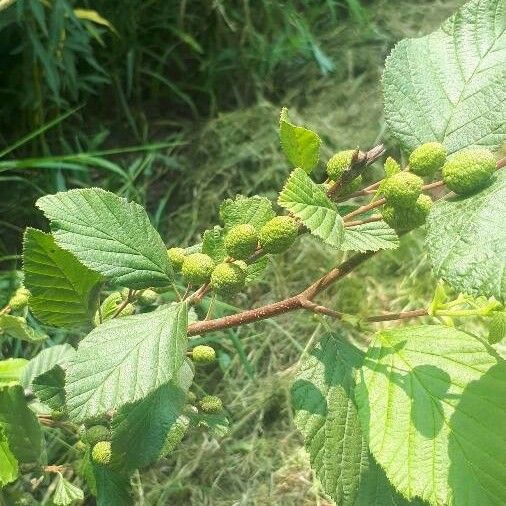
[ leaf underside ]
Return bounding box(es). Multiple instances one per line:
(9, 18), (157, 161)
(342, 220), (399, 252)
(383, 0), (506, 154)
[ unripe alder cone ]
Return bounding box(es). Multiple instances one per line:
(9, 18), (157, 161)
(199, 395), (223, 414)
(409, 142), (447, 177)
(326, 149), (357, 180)
(442, 148), (496, 195)
(259, 216), (298, 254)
(382, 194), (433, 231)
(91, 441), (112, 466)
(210, 262), (246, 295)
(224, 224), (258, 260)
(191, 345), (216, 364)
(160, 415), (190, 457)
(181, 253), (215, 285)
(381, 171), (423, 207)
(85, 425), (111, 447)
(8, 287), (31, 310)
(138, 289), (158, 305)
(167, 247), (186, 271)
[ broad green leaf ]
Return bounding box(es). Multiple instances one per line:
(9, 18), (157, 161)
(92, 465), (133, 506)
(53, 473), (84, 505)
(278, 167), (344, 248)
(21, 343), (75, 389)
(355, 325), (506, 505)
(0, 358), (28, 386)
(32, 366), (66, 411)
(220, 195), (275, 231)
(0, 385), (42, 463)
(291, 333), (365, 505)
(23, 228), (101, 327)
(36, 188), (172, 289)
(202, 226), (227, 262)
(426, 170), (506, 302)
(383, 0), (506, 154)
(65, 302), (188, 422)
(0, 314), (47, 342)
(279, 107), (321, 173)
(111, 381), (188, 471)
(342, 220), (399, 252)
(489, 311), (506, 344)
(0, 428), (18, 488)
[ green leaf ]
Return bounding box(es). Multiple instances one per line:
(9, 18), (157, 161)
(426, 170), (506, 302)
(202, 226), (227, 262)
(111, 381), (188, 472)
(279, 107), (321, 173)
(489, 311), (506, 344)
(246, 256), (268, 283)
(92, 465), (133, 506)
(23, 228), (101, 327)
(21, 344), (75, 389)
(383, 0), (506, 154)
(0, 427), (19, 488)
(36, 188), (172, 289)
(0, 359), (28, 386)
(53, 473), (84, 505)
(220, 195), (275, 231)
(278, 167), (344, 248)
(65, 302), (188, 422)
(0, 385), (42, 463)
(32, 366), (66, 411)
(342, 220), (399, 252)
(291, 333), (365, 505)
(355, 325), (506, 505)
(0, 314), (47, 342)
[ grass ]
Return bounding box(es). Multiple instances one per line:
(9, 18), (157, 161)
(0, 0), (467, 504)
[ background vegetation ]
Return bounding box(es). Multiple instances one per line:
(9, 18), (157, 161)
(0, 1), (461, 504)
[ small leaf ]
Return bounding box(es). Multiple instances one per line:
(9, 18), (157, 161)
(292, 333), (365, 505)
(246, 256), (268, 283)
(32, 366), (66, 411)
(36, 188), (172, 289)
(21, 344), (75, 389)
(0, 359), (28, 386)
(220, 195), (275, 231)
(0, 314), (47, 342)
(0, 428), (19, 488)
(111, 381), (188, 472)
(65, 303), (188, 422)
(92, 465), (133, 506)
(53, 473), (84, 505)
(383, 0), (506, 153)
(202, 226), (227, 262)
(73, 8), (117, 34)
(355, 325), (506, 505)
(279, 107), (321, 173)
(426, 170), (506, 302)
(278, 167), (344, 248)
(23, 228), (101, 328)
(341, 220), (399, 252)
(0, 385), (42, 463)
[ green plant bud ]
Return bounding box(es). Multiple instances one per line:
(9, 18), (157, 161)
(259, 216), (298, 254)
(224, 224), (258, 260)
(75, 440), (87, 453)
(339, 175), (363, 195)
(442, 148), (496, 195)
(160, 415), (190, 457)
(93, 292), (134, 326)
(199, 395), (223, 414)
(181, 253), (215, 285)
(85, 425), (111, 447)
(167, 247), (186, 271)
(191, 345), (216, 364)
(8, 287), (31, 310)
(382, 194), (433, 231)
(381, 171), (423, 207)
(91, 441), (112, 466)
(384, 156), (401, 177)
(51, 409), (68, 421)
(138, 289), (159, 305)
(210, 262), (246, 295)
(326, 149), (356, 180)
(409, 142), (447, 177)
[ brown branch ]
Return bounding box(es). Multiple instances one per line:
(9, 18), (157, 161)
(366, 308), (428, 322)
(344, 215), (382, 228)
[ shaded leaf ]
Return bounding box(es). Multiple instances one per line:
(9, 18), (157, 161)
(0, 314), (47, 342)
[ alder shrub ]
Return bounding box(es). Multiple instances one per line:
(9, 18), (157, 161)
(1, 0), (505, 504)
